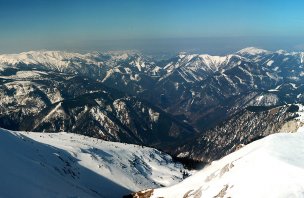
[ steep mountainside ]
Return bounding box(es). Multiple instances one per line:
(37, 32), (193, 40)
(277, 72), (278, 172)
(133, 106), (304, 197)
(147, 130), (304, 198)
(0, 128), (188, 198)
(174, 104), (300, 163)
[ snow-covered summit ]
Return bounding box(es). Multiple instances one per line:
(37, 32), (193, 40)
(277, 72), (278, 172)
(198, 54), (235, 69)
(164, 53), (241, 78)
(275, 49), (289, 54)
(237, 47), (271, 55)
(0, 50), (101, 70)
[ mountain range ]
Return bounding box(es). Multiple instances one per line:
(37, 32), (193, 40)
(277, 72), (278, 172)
(1, 47), (304, 197)
(1, 47), (304, 160)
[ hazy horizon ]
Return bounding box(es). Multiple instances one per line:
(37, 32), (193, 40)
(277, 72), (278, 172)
(1, 0), (304, 54)
(2, 36), (304, 55)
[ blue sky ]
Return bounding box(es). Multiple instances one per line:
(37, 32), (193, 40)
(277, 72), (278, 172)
(1, 0), (304, 53)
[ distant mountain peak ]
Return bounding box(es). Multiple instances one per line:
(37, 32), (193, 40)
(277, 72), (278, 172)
(237, 47), (270, 55)
(275, 49), (289, 54)
(0, 50), (88, 68)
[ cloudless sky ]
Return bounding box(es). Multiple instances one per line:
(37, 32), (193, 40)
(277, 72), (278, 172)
(1, 0), (304, 54)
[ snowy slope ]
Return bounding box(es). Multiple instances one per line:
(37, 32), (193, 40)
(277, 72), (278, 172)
(148, 106), (304, 198)
(0, 128), (187, 198)
(151, 133), (304, 198)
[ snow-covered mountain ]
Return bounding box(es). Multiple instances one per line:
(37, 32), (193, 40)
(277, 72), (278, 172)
(148, 131), (304, 198)
(2, 48), (304, 197)
(0, 66), (195, 155)
(0, 50), (159, 94)
(0, 128), (188, 198)
(160, 53), (243, 83)
(2, 47), (304, 162)
(145, 47), (304, 133)
(0, 51), (89, 69)
(0, 50), (147, 72)
(174, 104), (300, 163)
(134, 105), (304, 198)
(236, 46), (271, 56)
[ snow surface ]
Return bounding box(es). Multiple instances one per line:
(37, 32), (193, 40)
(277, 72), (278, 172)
(276, 50), (289, 55)
(151, 105), (304, 198)
(300, 52), (304, 64)
(0, 128), (186, 198)
(149, 108), (160, 123)
(266, 60), (274, 66)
